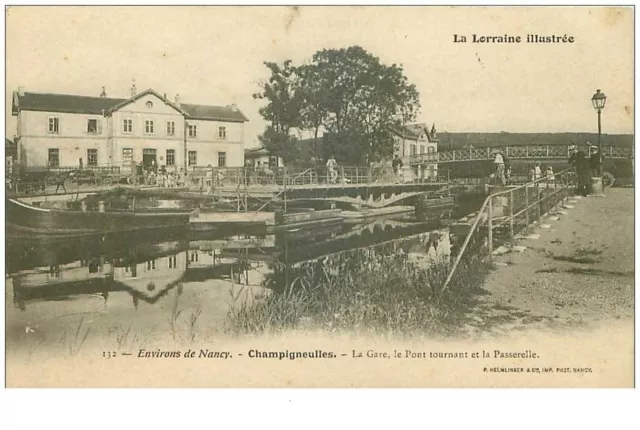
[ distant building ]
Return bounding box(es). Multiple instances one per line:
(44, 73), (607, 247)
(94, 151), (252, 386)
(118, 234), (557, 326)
(11, 84), (249, 169)
(244, 147), (283, 169)
(389, 123), (439, 180)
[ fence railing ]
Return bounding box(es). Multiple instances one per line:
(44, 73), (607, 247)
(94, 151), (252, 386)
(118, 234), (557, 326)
(440, 167), (577, 294)
(185, 165), (450, 189)
(5, 163), (453, 197)
(406, 144), (633, 165)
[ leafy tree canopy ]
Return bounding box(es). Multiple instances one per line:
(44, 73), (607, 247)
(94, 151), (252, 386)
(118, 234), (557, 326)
(254, 46), (421, 166)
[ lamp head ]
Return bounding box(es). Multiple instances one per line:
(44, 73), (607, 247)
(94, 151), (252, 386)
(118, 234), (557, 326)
(591, 89), (607, 110)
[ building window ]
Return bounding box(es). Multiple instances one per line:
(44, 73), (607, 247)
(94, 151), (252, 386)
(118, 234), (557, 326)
(428, 146), (435, 154)
(125, 265), (137, 277)
(166, 121), (175, 136)
(145, 120), (155, 135)
(48, 117), (59, 134)
(146, 260), (157, 271)
(190, 251), (199, 263)
(420, 145), (425, 154)
(123, 119), (133, 133)
(122, 148), (133, 164)
(146, 101), (153, 109)
(48, 148), (59, 167)
(188, 151), (197, 166)
(168, 255), (177, 269)
(188, 124), (197, 138)
(87, 149), (98, 167)
(218, 152), (226, 167)
(166, 149), (175, 166)
(87, 119), (99, 134)
(218, 126), (226, 139)
(410, 144), (417, 156)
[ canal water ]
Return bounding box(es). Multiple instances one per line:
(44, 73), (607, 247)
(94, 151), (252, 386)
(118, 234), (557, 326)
(5, 214), (458, 350)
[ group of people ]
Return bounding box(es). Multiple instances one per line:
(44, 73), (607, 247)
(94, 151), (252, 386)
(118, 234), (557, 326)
(569, 142), (604, 196)
(528, 162), (555, 184)
(490, 142), (604, 192)
(204, 165), (226, 192)
(135, 161), (186, 188)
(325, 154), (405, 184)
(491, 151), (512, 186)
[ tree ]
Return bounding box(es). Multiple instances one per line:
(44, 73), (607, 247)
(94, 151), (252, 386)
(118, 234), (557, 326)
(257, 125), (300, 164)
(253, 60), (303, 161)
(255, 46), (421, 166)
(296, 63), (330, 161)
(309, 46), (420, 165)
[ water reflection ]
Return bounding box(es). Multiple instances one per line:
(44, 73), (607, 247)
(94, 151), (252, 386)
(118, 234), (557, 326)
(6, 216), (453, 315)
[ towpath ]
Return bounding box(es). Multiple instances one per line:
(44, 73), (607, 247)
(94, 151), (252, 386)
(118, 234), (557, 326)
(463, 188), (634, 337)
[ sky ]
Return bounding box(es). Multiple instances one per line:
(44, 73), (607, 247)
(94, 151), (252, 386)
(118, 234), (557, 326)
(4, 6), (635, 147)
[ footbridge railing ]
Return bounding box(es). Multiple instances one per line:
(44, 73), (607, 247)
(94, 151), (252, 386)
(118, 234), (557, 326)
(407, 144), (632, 165)
(187, 165), (449, 189)
(440, 167), (577, 294)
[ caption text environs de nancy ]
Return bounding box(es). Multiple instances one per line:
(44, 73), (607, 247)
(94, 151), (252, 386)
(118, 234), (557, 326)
(453, 34), (575, 44)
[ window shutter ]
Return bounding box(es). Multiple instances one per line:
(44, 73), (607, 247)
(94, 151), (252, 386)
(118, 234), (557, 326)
(98, 119), (103, 134)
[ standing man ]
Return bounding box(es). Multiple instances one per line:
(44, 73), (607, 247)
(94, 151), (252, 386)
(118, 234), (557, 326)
(589, 144), (602, 177)
(492, 151), (506, 186)
(392, 154), (404, 183)
(534, 162), (542, 182)
(326, 155), (338, 184)
(568, 144), (589, 196)
(54, 171), (70, 194)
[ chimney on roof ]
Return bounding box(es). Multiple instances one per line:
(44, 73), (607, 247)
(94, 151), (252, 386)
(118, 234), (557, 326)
(17, 86), (25, 97)
(229, 103), (238, 112)
(163, 93), (167, 100)
(131, 80), (137, 98)
(174, 94), (181, 107)
(100, 86), (107, 98)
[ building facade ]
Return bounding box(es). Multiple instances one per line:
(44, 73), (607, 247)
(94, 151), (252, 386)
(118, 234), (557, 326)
(11, 85), (249, 170)
(244, 147), (284, 169)
(391, 123), (439, 181)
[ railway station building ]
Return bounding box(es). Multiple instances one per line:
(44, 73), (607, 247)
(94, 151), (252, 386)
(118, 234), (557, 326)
(11, 84), (249, 170)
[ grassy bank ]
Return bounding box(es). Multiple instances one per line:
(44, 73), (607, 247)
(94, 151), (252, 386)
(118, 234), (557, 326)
(225, 247), (493, 337)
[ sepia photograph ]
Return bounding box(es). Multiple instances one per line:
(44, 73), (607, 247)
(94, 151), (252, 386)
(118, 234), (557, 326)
(3, 4), (635, 389)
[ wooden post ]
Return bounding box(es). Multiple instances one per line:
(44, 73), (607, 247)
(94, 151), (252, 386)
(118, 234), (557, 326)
(487, 197), (493, 258)
(244, 168), (248, 212)
(525, 186), (529, 226)
(509, 188), (514, 240)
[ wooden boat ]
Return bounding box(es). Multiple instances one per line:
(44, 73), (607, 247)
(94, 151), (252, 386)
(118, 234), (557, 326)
(6, 197), (191, 236)
(414, 195), (455, 222)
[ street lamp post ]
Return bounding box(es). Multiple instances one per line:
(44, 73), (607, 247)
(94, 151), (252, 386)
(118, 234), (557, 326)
(591, 89), (607, 194)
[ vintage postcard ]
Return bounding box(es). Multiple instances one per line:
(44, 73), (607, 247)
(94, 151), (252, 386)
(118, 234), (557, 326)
(3, 5), (635, 388)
